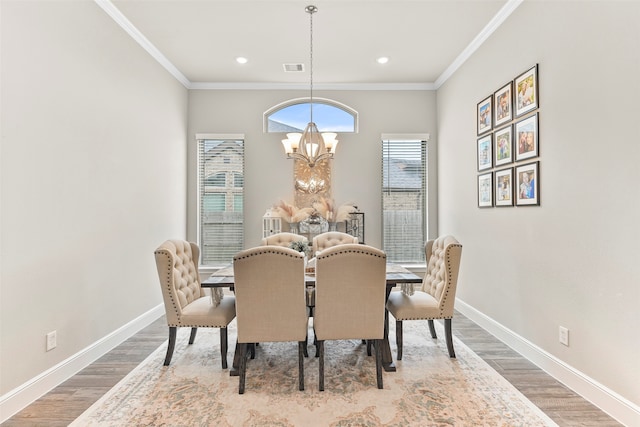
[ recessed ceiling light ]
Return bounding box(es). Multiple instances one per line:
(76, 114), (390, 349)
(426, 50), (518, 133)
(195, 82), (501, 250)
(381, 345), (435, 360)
(236, 57), (248, 64)
(377, 56), (389, 64)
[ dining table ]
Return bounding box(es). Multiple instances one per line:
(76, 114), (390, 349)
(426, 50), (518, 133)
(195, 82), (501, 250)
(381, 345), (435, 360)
(201, 263), (423, 375)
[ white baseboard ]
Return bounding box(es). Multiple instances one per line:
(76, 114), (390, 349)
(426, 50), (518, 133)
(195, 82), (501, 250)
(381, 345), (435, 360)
(455, 299), (640, 427)
(0, 304), (165, 423)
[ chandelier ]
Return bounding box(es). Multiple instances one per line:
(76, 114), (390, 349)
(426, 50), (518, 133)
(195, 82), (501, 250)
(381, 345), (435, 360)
(281, 5), (338, 168)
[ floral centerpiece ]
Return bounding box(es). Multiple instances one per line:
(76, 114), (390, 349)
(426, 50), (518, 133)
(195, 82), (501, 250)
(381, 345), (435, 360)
(289, 240), (310, 258)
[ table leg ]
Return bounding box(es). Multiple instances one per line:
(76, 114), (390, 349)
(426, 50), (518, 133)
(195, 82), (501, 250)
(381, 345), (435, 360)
(382, 287), (396, 372)
(230, 340), (240, 376)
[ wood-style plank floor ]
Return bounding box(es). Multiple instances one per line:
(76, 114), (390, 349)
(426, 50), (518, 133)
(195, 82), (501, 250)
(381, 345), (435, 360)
(2, 311), (622, 426)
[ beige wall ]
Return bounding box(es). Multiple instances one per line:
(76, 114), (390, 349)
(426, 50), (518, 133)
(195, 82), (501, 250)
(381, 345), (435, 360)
(187, 89), (438, 250)
(0, 1), (188, 394)
(437, 0), (639, 407)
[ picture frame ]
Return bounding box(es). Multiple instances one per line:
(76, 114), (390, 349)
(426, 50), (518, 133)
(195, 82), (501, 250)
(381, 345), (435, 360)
(477, 95), (493, 135)
(478, 172), (493, 208)
(495, 167), (514, 207)
(494, 82), (512, 126)
(477, 134), (493, 171)
(515, 113), (539, 161)
(515, 64), (538, 117)
(494, 125), (513, 167)
(515, 162), (540, 206)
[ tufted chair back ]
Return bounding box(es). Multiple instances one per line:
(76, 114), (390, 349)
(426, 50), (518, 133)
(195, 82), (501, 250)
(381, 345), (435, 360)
(154, 239), (236, 368)
(385, 234), (462, 359)
(155, 239), (205, 325)
(312, 231), (359, 256)
(421, 235), (463, 318)
(261, 232), (308, 248)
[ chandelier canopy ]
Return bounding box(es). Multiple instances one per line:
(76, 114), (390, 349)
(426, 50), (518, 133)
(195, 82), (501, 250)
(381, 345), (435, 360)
(281, 5), (338, 168)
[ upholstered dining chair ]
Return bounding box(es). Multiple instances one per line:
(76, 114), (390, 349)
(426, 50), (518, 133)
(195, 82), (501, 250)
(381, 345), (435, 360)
(154, 240), (236, 369)
(233, 246), (309, 394)
(311, 231), (358, 256)
(386, 235), (463, 359)
(314, 244), (387, 391)
(261, 232), (308, 248)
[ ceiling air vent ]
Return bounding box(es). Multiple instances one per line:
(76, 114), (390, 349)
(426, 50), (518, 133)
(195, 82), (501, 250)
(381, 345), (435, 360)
(283, 63), (305, 72)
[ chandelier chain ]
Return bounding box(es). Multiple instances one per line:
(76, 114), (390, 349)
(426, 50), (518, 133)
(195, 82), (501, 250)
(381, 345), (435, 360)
(308, 5), (314, 123)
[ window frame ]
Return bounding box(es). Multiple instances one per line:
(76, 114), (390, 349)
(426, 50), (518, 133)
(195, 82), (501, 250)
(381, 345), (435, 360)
(381, 134), (430, 265)
(196, 133), (245, 268)
(263, 97), (359, 133)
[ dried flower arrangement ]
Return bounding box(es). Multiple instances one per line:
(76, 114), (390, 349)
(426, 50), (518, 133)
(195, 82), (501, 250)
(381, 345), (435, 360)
(274, 200), (314, 223)
(312, 197), (357, 222)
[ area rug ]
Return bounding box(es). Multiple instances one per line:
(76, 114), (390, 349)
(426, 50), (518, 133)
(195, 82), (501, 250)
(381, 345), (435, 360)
(71, 320), (557, 426)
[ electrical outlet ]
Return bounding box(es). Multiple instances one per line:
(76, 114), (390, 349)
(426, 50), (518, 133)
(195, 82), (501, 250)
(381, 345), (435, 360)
(46, 331), (57, 351)
(559, 326), (569, 346)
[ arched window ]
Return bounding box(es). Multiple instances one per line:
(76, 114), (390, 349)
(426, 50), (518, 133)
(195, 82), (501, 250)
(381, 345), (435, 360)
(264, 98), (357, 133)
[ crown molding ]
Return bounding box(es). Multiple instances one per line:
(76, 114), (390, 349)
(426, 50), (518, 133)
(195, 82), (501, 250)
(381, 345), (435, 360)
(434, 0), (523, 89)
(97, 0), (521, 92)
(189, 82), (435, 91)
(94, 0), (190, 88)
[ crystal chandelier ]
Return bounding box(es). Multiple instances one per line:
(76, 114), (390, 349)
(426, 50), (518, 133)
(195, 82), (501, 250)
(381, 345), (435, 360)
(281, 5), (338, 168)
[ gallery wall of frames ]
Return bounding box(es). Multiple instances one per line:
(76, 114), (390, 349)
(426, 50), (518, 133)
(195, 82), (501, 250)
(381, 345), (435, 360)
(476, 64), (540, 208)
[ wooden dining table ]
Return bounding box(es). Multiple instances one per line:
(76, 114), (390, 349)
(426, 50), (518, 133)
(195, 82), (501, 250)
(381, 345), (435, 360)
(201, 264), (422, 375)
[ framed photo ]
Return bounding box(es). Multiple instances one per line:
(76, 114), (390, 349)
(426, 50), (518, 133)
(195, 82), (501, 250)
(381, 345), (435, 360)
(494, 82), (512, 126)
(515, 64), (538, 117)
(477, 134), (493, 171)
(515, 113), (539, 161)
(477, 95), (492, 135)
(515, 162), (539, 206)
(495, 168), (514, 207)
(494, 125), (513, 167)
(478, 173), (493, 208)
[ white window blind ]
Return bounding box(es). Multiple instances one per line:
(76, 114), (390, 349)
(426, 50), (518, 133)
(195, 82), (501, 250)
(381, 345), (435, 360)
(382, 138), (427, 264)
(198, 138), (244, 267)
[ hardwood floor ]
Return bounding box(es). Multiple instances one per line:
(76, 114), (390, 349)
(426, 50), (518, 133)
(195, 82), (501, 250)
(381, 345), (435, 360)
(3, 311), (622, 426)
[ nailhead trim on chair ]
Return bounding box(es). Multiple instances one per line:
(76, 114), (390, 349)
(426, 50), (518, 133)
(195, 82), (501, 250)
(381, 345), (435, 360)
(438, 243), (462, 318)
(155, 248), (182, 325)
(234, 247), (302, 260)
(317, 247), (386, 259)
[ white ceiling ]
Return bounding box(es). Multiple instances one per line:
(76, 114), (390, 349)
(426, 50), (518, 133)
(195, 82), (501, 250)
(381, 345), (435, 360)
(104, 0), (518, 89)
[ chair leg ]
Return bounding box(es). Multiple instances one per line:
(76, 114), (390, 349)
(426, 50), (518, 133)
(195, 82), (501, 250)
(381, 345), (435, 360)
(188, 327), (198, 344)
(250, 343), (256, 359)
(375, 339), (383, 389)
(303, 332), (309, 358)
(314, 328), (320, 358)
(428, 319), (437, 339)
(318, 340), (325, 391)
(395, 320), (403, 360)
(238, 343), (247, 394)
(445, 318), (456, 358)
(164, 327), (177, 366)
(366, 340), (372, 356)
(298, 342), (305, 391)
(220, 327), (228, 369)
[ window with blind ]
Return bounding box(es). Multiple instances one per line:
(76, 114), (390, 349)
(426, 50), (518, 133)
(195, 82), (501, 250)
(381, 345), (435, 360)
(198, 138), (244, 267)
(382, 137), (427, 264)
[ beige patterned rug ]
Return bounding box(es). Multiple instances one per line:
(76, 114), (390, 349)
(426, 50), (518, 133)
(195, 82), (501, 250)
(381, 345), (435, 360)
(71, 320), (557, 426)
